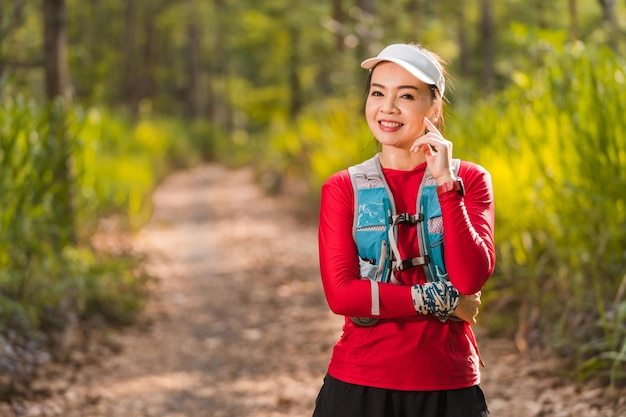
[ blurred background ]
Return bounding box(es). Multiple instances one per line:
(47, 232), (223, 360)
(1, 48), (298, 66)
(1, 0), (625, 395)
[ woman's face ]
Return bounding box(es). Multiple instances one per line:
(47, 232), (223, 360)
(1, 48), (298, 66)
(365, 61), (439, 150)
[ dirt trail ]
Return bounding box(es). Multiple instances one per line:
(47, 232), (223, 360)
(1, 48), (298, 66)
(8, 164), (625, 416)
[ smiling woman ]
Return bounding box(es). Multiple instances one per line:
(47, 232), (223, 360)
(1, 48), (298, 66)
(364, 61), (438, 157)
(312, 43), (495, 417)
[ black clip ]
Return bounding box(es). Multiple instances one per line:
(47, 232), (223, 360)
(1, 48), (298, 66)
(389, 213), (422, 225)
(397, 255), (430, 271)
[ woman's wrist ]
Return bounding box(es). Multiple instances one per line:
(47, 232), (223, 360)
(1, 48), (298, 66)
(436, 175), (456, 186)
(435, 168), (457, 185)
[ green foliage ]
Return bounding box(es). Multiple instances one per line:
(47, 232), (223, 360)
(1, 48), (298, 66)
(0, 97), (76, 259)
(0, 98), (208, 337)
(75, 108), (205, 230)
(63, 247), (151, 326)
(447, 41), (626, 385)
(261, 97), (375, 191)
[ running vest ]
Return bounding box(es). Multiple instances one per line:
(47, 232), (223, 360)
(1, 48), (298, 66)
(348, 154), (460, 326)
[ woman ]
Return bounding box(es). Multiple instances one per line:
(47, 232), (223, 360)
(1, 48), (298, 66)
(313, 44), (495, 417)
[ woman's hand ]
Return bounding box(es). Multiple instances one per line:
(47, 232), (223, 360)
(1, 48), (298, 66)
(453, 291), (482, 325)
(410, 117), (456, 185)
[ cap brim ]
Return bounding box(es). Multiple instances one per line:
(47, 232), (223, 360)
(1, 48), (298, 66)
(361, 57), (437, 87)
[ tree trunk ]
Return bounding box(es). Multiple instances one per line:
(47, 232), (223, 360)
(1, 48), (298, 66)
(208, 0), (232, 134)
(479, 0), (494, 94)
(288, 26), (301, 120)
(356, 0), (375, 15)
(42, 0), (74, 246)
(43, 0), (70, 103)
(332, 0), (344, 52)
(597, 0), (618, 49)
(407, 0), (423, 42)
(121, 0), (138, 114)
(456, 0), (470, 77)
(568, 0), (579, 41)
(537, 0), (548, 30)
(185, 0), (200, 119)
(142, 6), (161, 102)
(355, 0), (376, 58)
(597, 0), (617, 27)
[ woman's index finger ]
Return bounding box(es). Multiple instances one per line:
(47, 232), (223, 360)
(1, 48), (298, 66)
(423, 117), (440, 135)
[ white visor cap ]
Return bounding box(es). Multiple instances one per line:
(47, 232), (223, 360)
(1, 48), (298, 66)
(361, 44), (445, 97)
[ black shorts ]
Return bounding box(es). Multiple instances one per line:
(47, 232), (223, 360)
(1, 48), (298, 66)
(312, 374), (489, 417)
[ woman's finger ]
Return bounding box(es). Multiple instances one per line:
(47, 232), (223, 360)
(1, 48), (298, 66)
(423, 117), (442, 137)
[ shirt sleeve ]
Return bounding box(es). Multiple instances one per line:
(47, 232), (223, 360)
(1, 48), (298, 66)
(318, 171), (418, 319)
(440, 162), (496, 294)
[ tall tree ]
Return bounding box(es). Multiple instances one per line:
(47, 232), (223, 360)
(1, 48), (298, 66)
(185, 0), (200, 119)
(569, 0), (579, 40)
(208, 0), (232, 133)
(142, 4), (164, 104)
(355, 0), (376, 59)
(597, 0), (618, 49)
(537, 0), (548, 29)
(332, 0), (344, 52)
(479, 0), (494, 94)
(122, 0), (139, 113)
(0, 0), (27, 81)
(356, 0), (375, 15)
(43, 0), (74, 246)
(288, 25), (301, 120)
(43, 0), (70, 102)
(456, 0), (470, 77)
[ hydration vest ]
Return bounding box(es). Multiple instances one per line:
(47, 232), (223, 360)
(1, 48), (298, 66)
(348, 153), (460, 326)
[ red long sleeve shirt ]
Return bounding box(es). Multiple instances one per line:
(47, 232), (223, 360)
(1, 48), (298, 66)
(318, 159), (495, 391)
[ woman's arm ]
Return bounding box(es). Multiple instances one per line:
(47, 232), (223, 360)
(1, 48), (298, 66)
(441, 162), (496, 295)
(319, 170), (474, 321)
(318, 171), (418, 319)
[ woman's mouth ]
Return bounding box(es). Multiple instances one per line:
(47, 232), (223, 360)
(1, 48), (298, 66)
(379, 120), (403, 131)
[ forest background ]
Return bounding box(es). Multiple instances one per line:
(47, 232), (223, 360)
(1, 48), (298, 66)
(1, 0), (625, 395)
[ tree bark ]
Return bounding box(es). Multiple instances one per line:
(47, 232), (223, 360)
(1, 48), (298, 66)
(208, 0), (232, 134)
(43, 0), (74, 246)
(537, 0), (548, 30)
(332, 0), (344, 52)
(288, 26), (301, 120)
(456, 0), (470, 77)
(597, 0), (618, 49)
(142, 8), (158, 102)
(479, 0), (494, 94)
(355, 0), (376, 58)
(121, 0), (138, 113)
(568, 0), (579, 41)
(597, 0), (617, 27)
(43, 0), (70, 103)
(185, 0), (200, 119)
(356, 0), (375, 15)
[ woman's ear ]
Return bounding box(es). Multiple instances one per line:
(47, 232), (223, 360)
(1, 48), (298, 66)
(427, 101), (444, 129)
(429, 104), (441, 123)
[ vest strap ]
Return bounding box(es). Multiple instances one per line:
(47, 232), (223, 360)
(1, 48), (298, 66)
(370, 279), (380, 315)
(389, 213), (423, 225)
(394, 255), (430, 272)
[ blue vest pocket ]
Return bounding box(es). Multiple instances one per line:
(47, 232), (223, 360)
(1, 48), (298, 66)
(356, 188), (389, 228)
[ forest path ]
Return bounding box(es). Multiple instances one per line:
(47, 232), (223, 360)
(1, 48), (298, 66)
(12, 163), (625, 417)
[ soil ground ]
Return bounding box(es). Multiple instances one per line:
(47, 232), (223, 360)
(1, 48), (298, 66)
(3, 163), (625, 417)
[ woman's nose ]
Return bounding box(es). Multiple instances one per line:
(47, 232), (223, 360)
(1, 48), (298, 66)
(380, 96), (398, 113)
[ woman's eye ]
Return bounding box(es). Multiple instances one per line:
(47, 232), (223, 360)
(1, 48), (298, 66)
(401, 94), (415, 100)
(371, 91), (383, 97)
